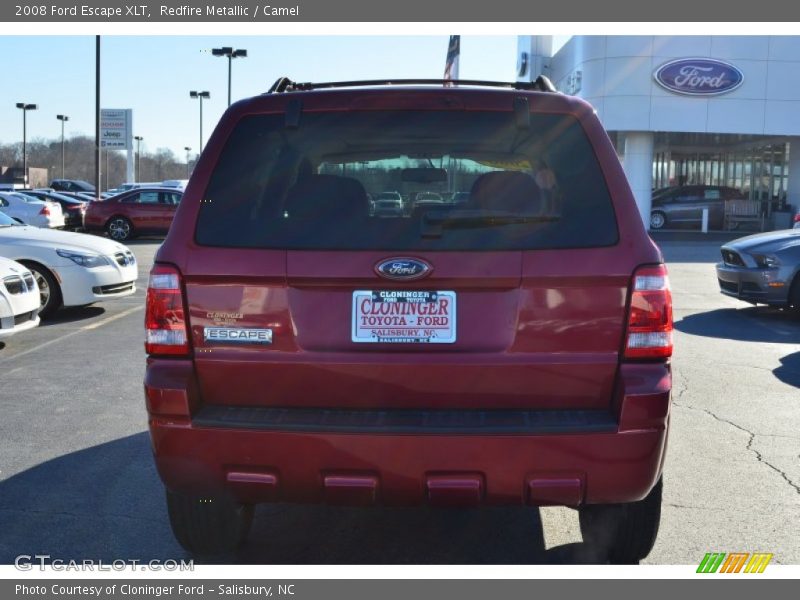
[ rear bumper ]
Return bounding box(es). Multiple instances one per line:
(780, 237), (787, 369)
(145, 359), (671, 507)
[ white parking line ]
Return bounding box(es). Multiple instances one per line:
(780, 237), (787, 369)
(0, 305), (144, 363)
(82, 305), (144, 330)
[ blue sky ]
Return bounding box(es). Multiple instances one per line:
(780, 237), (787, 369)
(0, 36), (523, 159)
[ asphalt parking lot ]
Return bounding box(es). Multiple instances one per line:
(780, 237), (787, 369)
(0, 237), (798, 565)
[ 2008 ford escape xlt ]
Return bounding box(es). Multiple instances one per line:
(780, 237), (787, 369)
(144, 77), (673, 563)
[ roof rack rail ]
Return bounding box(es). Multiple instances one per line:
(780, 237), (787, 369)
(266, 76), (558, 94)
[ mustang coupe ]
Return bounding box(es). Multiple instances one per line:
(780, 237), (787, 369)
(717, 229), (800, 309)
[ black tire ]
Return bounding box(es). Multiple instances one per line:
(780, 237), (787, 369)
(20, 261), (63, 319)
(788, 274), (800, 312)
(166, 489), (254, 558)
(106, 216), (134, 241)
(649, 211), (667, 230)
(579, 477), (662, 564)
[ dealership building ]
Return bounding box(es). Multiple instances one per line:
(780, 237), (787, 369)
(516, 36), (800, 230)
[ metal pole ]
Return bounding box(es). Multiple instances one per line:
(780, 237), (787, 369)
(228, 55), (232, 107)
(22, 109), (27, 185)
(199, 97), (204, 153)
(95, 35), (101, 201)
(60, 119), (65, 179)
(106, 149), (109, 191)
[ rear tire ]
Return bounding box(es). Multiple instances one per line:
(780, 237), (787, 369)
(579, 477), (662, 564)
(20, 261), (62, 319)
(166, 489), (254, 558)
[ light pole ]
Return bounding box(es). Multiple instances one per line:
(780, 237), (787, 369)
(184, 146), (192, 178)
(211, 47), (247, 107)
(16, 103), (38, 185)
(56, 114), (69, 179)
(134, 135), (143, 182)
(189, 91), (210, 153)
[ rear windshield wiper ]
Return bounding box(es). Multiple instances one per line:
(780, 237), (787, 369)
(421, 210), (560, 238)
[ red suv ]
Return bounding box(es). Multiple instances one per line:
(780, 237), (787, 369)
(144, 78), (673, 562)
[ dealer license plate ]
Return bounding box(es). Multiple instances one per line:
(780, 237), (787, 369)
(351, 290), (456, 344)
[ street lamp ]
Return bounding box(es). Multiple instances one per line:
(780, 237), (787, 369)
(56, 114), (69, 179)
(211, 47), (247, 107)
(189, 91), (210, 153)
(16, 103), (38, 185)
(184, 146), (192, 178)
(134, 135), (143, 182)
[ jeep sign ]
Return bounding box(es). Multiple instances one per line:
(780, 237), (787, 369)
(654, 58), (744, 96)
(100, 108), (133, 149)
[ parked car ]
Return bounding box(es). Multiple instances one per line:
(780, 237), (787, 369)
(0, 256), (40, 340)
(54, 191), (96, 203)
(161, 179), (189, 190)
(109, 182), (161, 195)
(451, 191), (471, 204)
(20, 190), (87, 231)
(144, 78), (672, 562)
(0, 210), (137, 317)
(372, 190), (404, 217)
(49, 179), (96, 193)
(649, 185), (745, 230)
(0, 192), (65, 229)
(716, 229), (800, 308)
(83, 188), (182, 241)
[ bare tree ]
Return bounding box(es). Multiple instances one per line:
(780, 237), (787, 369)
(0, 135), (189, 189)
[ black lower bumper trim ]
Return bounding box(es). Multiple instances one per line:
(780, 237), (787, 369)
(192, 405), (618, 434)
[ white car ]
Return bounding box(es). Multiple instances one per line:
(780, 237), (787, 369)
(160, 179), (188, 191)
(0, 211), (137, 317)
(0, 191), (65, 229)
(0, 256), (40, 339)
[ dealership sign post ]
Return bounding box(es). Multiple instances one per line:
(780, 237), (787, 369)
(100, 108), (133, 185)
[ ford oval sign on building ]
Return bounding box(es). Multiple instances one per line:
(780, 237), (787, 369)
(654, 58), (744, 96)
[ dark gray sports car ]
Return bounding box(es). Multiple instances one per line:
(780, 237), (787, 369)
(716, 229), (800, 308)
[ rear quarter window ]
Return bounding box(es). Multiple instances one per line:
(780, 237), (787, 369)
(195, 108), (619, 251)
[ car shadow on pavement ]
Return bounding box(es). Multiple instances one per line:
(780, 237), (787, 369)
(0, 433), (607, 566)
(675, 306), (800, 343)
(40, 306), (106, 326)
(773, 352), (800, 389)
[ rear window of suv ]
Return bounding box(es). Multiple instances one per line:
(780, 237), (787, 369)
(195, 109), (618, 251)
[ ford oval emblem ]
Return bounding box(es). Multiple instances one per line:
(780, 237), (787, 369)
(654, 58), (744, 96)
(375, 257), (432, 280)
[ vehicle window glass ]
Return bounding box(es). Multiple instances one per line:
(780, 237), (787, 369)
(704, 189), (721, 200)
(160, 193), (181, 205)
(195, 110), (619, 251)
(138, 192), (160, 204)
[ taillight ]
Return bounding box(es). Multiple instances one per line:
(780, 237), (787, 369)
(793, 214), (800, 223)
(145, 264), (189, 356)
(39, 205), (51, 216)
(624, 264), (673, 359)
